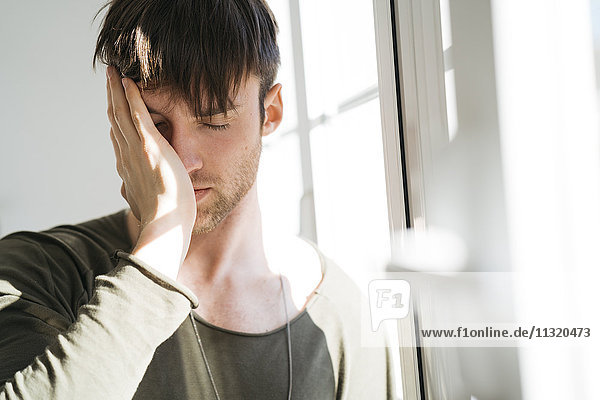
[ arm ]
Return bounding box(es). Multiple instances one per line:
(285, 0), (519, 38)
(0, 252), (195, 400)
(1, 66), (197, 398)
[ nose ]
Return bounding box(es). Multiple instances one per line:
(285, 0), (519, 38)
(168, 126), (203, 174)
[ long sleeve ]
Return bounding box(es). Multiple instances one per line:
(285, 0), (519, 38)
(0, 230), (196, 400)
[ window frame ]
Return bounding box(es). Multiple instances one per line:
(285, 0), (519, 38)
(372, 0), (453, 398)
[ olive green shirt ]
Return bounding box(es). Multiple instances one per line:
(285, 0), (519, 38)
(0, 210), (394, 399)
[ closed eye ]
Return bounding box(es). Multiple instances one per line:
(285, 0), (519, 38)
(152, 121), (230, 134)
(154, 122), (168, 135)
(203, 123), (230, 131)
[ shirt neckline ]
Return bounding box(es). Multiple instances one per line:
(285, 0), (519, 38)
(190, 307), (311, 337)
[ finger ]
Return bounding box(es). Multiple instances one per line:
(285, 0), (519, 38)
(107, 66), (139, 146)
(106, 69), (128, 149)
(109, 127), (120, 158)
(121, 77), (161, 145)
(121, 183), (141, 221)
(109, 128), (125, 178)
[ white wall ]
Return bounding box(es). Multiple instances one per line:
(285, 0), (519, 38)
(0, 0), (126, 236)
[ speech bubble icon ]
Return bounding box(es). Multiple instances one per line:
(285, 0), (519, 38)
(368, 279), (411, 331)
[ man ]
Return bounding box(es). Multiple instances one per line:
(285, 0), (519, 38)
(0, 0), (393, 398)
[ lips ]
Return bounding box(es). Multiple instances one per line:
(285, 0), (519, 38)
(194, 188), (210, 201)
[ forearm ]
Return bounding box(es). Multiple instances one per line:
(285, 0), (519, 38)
(0, 256), (197, 400)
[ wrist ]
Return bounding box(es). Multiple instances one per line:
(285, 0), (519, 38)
(132, 221), (190, 280)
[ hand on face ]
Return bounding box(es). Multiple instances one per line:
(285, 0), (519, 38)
(106, 66), (196, 279)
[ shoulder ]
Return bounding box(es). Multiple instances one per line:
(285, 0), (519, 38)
(0, 210), (131, 320)
(309, 247), (365, 319)
(300, 242), (368, 337)
(305, 247), (394, 398)
(0, 209), (131, 277)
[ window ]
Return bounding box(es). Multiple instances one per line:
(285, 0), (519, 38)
(258, 0), (392, 283)
(393, 0), (600, 398)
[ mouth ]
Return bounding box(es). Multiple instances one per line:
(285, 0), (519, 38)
(194, 188), (210, 201)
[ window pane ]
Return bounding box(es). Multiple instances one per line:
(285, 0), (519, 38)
(310, 99), (391, 281)
(258, 132), (303, 238)
(299, 0), (380, 119)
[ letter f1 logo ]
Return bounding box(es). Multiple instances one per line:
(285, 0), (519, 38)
(368, 280), (411, 332)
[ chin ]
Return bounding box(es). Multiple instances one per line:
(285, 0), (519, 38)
(192, 208), (231, 235)
(192, 217), (219, 235)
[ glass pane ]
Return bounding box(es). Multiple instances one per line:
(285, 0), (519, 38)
(258, 132), (303, 238)
(310, 99), (390, 282)
(299, 0), (380, 119)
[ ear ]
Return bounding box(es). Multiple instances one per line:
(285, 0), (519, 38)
(261, 83), (283, 137)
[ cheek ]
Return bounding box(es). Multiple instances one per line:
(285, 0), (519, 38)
(206, 120), (261, 165)
(235, 113), (263, 148)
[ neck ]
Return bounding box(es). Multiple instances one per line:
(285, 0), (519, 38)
(183, 184), (269, 284)
(126, 183), (269, 286)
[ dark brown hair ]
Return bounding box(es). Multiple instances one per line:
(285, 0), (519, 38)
(93, 0), (280, 120)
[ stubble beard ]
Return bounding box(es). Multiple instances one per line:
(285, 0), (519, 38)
(191, 137), (262, 235)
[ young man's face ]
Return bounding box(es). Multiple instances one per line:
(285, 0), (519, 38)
(138, 76), (281, 234)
